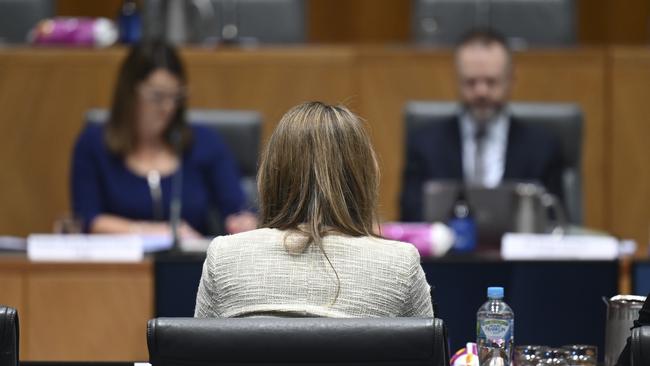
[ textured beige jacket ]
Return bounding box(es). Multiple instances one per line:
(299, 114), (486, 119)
(194, 228), (433, 318)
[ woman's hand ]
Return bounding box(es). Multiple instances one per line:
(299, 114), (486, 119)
(129, 220), (201, 239)
(225, 212), (258, 234)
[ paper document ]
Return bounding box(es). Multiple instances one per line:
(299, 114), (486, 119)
(27, 234), (144, 262)
(501, 233), (619, 260)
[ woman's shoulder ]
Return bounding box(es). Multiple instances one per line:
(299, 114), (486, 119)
(207, 228), (281, 252)
(73, 124), (107, 155)
(76, 123), (104, 144)
(347, 235), (420, 257)
(186, 124), (231, 158)
(188, 125), (226, 148)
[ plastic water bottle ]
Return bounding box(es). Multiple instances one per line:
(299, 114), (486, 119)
(118, 0), (142, 44)
(477, 287), (514, 366)
(447, 188), (477, 252)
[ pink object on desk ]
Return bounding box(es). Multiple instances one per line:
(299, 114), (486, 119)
(30, 17), (117, 47)
(381, 222), (454, 257)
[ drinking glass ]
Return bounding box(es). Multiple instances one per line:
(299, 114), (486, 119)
(53, 214), (82, 234)
(514, 345), (547, 366)
(536, 348), (569, 366)
(561, 345), (597, 366)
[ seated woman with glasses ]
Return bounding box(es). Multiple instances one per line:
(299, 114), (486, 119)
(71, 40), (257, 237)
(194, 102), (433, 318)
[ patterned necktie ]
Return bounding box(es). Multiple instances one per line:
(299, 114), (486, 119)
(474, 124), (487, 186)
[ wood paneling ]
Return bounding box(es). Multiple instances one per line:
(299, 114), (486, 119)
(578, 0), (650, 44)
(56, 0), (123, 18)
(54, 0), (650, 45)
(512, 49), (608, 230)
(609, 47), (650, 255)
(182, 47), (357, 141)
(0, 49), (124, 236)
(356, 47), (607, 228)
(308, 0), (411, 43)
(0, 257), (153, 361)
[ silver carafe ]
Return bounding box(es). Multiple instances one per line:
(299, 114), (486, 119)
(513, 183), (567, 234)
(603, 295), (647, 366)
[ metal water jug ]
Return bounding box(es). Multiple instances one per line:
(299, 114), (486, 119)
(603, 295), (647, 366)
(514, 183), (567, 234)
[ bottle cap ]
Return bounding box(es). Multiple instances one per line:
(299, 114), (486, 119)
(487, 287), (504, 299)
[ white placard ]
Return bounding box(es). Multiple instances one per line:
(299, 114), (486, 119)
(27, 234), (144, 262)
(501, 233), (619, 260)
(181, 237), (212, 253)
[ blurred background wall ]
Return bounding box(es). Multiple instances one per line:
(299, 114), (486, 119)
(55, 0), (650, 44)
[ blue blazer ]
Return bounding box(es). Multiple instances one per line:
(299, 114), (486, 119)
(400, 116), (564, 221)
(71, 124), (246, 235)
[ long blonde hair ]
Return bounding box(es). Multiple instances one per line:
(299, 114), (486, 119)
(257, 102), (380, 302)
(258, 101), (379, 241)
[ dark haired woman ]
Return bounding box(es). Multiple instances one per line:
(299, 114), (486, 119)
(194, 102), (433, 318)
(71, 40), (256, 237)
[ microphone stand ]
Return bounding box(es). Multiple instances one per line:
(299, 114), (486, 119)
(168, 129), (183, 254)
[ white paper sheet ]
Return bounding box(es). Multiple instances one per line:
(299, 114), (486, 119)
(501, 233), (619, 260)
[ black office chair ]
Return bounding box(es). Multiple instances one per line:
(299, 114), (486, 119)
(147, 317), (450, 366)
(411, 0), (576, 47)
(0, 305), (19, 366)
(0, 0), (54, 44)
(631, 326), (650, 366)
(85, 108), (262, 210)
(143, 0), (306, 44)
(404, 101), (583, 224)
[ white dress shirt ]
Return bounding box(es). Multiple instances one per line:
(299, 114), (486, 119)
(459, 112), (510, 187)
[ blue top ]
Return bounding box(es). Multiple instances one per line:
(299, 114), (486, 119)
(71, 124), (246, 235)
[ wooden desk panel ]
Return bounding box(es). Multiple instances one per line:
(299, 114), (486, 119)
(0, 257), (153, 361)
(0, 49), (124, 237)
(609, 47), (650, 255)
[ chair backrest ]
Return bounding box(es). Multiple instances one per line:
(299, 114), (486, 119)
(411, 0), (576, 47)
(147, 317), (450, 366)
(404, 101), (583, 224)
(143, 0), (306, 44)
(0, 0), (54, 44)
(85, 108), (262, 209)
(0, 305), (19, 366)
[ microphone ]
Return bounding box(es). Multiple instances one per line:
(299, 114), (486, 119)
(169, 128), (183, 253)
(146, 170), (163, 220)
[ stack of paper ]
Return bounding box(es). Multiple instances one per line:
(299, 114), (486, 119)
(27, 234), (144, 262)
(501, 233), (619, 260)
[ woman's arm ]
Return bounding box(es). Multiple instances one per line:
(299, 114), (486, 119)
(91, 214), (201, 238)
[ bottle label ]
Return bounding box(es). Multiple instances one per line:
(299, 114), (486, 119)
(479, 319), (512, 344)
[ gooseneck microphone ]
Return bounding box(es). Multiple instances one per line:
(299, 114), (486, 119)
(169, 129), (183, 253)
(147, 170), (163, 220)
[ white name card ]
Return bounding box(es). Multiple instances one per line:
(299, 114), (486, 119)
(501, 233), (619, 260)
(27, 234), (144, 262)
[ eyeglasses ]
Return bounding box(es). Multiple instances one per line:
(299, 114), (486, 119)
(138, 85), (187, 106)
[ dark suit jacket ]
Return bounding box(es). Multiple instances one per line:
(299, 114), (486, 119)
(400, 116), (564, 221)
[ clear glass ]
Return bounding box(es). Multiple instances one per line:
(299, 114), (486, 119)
(53, 214), (82, 234)
(536, 348), (569, 366)
(514, 345), (548, 366)
(561, 345), (597, 366)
